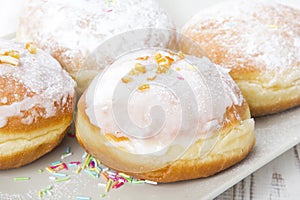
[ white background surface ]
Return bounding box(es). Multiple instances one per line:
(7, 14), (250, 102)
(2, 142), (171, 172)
(0, 0), (300, 199)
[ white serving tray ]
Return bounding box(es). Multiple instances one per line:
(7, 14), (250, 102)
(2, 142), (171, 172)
(0, 0), (300, 199)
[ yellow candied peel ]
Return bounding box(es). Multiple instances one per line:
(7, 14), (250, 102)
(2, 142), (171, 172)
(25, 42), (37, 54)
(1, 50), (20, 59)
(134, 63), (147, 74)
(136, 56), (149, 60)
(121, 76), (132, 83)
(138, 83), (150, 91)
(0, 55), (19, 66)
(147, 75), (157, 81)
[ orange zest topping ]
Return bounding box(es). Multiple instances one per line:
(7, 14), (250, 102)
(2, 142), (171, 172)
(136, 56), (149, 60)
(147, 75), (157, 81)
(121, 76), (132, 83)
(134, 63), (147, 74)
(25, 42), (37, 54)
(138, 83), (150, 91)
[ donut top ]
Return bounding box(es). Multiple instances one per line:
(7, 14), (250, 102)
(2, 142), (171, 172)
(17, 0), (175, 76)
(0, 40), (76, 129)
(181, 0), (300, 73)
(85, 49), (244, 155)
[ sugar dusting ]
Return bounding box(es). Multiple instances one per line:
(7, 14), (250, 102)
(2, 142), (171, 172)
(0, 40), (76, 128)
(182, 0), (300, 73)
(17, 0), (175, 76)
(85, 49), (245, 154)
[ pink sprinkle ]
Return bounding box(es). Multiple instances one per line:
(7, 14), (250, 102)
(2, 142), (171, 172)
(67, 132), (75, 138)
(89, 161), (95, 168)
(70, 161), (81, 165)
(177, 76), (184, 80)
(107, 9), (112, 12)
(117, 177), (128, 183)
(107, 175), (117, 181)
(62, 163), (68, 170)
(113, 182), (124, 189)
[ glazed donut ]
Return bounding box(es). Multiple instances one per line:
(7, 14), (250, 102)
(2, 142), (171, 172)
(0, 40), (76, 170)
(75, 49), (255, 182)
(17, 0), (176, 94)
(181, 0), (300, 116)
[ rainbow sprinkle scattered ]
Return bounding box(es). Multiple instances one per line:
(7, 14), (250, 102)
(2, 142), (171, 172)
(13, 130), (158, 198)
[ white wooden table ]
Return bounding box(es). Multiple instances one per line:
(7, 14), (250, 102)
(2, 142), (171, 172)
(0, 1), (299, 199)
(217, 145), (300, 200)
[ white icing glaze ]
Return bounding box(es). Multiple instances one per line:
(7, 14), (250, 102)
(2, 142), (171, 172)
(182, 0), (300, 74)
(0, 39), (76, 128)
(85, 49), (244, 155)
(17, 0), (175, 76)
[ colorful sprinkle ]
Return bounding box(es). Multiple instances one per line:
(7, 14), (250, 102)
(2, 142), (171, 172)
(52, 172), (68, 177)
(177, 76), (184, 80)
(61, 152), (73, 159)
(38, 185), (53, 198)
(49, 176), (56, 180)
(113, 181), (124, 189)
(76, 196), (91, 200)
(55, 177), (70, 183)
(145, 180), (158, 185)
(66, 147), (71, 154)
(46, 167), (55, 173)
(105, 179), (113, 193)
(14, 177), (30, 181)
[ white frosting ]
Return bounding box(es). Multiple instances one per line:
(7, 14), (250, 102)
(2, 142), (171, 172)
(182, 0), (300, 75)
(85, 49), (244, 155)
(0, 39), (76, 128)
(17, 0), (175, 76)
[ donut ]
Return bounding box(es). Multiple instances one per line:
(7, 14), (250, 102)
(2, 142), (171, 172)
(180, 0), (300, 116)
(0, 40), (76, 170)
(75, 49), (255, 182)
(17, 0), (176, 94)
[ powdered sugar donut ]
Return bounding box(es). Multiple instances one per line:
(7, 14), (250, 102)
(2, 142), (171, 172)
(0, 40), (76, 169)
(75, 49), (255, 182)
(17, 0), (176, 93)
(181, 0), (300, 116)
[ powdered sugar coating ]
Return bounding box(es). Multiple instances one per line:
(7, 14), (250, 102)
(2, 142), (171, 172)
(181, 0), (300, 73)
(0, 39), (76, 128)
(17, 0), (175, 77)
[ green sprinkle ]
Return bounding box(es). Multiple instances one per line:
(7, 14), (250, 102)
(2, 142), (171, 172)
(14, 177), (30, 181)
(55, 177), (70, 182)
(132, 179), (145, 184)
(100, 193), (106, 198)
